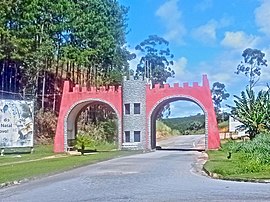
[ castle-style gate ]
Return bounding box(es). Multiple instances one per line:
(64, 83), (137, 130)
(54, 75), (220, 152)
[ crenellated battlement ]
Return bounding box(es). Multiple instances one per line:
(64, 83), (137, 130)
(63, 81), (121, 94)
(146, 75), (208, 91)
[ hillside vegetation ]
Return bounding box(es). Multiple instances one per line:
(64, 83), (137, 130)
(156, 121), (179, 139)
(160, 114), (205, 135)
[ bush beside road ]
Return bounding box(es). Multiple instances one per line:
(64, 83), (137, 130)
(204, 134), (270, 182)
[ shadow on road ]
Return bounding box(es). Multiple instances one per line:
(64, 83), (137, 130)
(156, 146), (205, 152)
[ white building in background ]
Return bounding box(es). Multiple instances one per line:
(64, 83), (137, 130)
(229, 116), (246, 137)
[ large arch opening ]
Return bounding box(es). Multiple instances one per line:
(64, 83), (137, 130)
(64, 99), (121, 151)
(149, 96), (207, 150)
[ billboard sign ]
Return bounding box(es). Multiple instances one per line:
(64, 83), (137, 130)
(0, 99), (34, 148)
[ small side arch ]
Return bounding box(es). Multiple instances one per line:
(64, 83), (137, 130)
(147, 95), (208, 150)
(62, 98), (122, 151)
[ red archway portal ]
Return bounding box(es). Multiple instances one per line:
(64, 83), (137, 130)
(145, 75), (220, 150)
(54, 75), (220, 152)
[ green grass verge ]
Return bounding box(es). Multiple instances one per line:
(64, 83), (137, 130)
(0, 145), (55, 164)
(0, 145), (140, 185)
(204, 146), (270, 180)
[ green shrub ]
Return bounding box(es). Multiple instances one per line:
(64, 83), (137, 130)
(222, 139), (243, 152)
(75, 131), (95, 155)
(172, 129), (179, 136)
(156, 120), (172, 138)
(77, 120), (117, 143)
(224, 133), (270, 165)
(242, 133), (270, 164)
(99, 120), (117, 143)
(236, 155), (264, 173)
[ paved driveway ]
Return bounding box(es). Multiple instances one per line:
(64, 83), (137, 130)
(0, 136), (270, 202)
(157, 134), (206, 150)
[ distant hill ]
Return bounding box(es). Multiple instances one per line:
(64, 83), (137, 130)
(161, 114), (205, 135)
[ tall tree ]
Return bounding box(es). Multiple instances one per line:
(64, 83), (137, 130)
(236, 48), (268, 91)
(135, 35), (175, 85)
(211, 82), (230, 112)
(0, 0), (131, 100)
(135, 35), (175, 119)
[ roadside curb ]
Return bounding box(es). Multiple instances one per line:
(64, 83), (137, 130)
(0, 178), (30, 189)
(192, 151), (209, 176)
(202, 157), (270, 184)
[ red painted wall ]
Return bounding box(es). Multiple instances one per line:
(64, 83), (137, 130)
(54, 81), (122, 153)
(145, 75), (220, 149)
(54, 75), (220, 152)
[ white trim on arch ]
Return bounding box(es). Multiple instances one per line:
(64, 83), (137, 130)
(63, 98), (121, 151)
(147, 95), (208, 150)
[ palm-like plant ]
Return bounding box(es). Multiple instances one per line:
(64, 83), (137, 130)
(76, 131), (94, 155)
(228, 87), (270, 139)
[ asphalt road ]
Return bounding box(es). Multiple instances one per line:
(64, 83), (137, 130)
(1, 135), (270, 202)
(157, 134), (206, 150)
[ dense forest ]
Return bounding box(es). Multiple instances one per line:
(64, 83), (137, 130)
(0, 0), (133, 111)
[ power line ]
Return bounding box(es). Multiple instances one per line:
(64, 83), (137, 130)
(0, 90), (63, 97)
(0, 90), (24, 99)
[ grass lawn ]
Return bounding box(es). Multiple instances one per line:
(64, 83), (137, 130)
(204, 144), (270, 181)
(0, 145), (55, 165)
(0, 144), (140, 185)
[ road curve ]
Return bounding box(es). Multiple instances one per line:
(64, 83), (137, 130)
(0, 137), (270, 202)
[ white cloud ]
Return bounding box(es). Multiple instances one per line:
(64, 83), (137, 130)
(253, 85), (269, 93)
(169, 101), (203, 118)
(197, 50), (245, 90)
(195, 0), (213, 12)
(156, 0), (186, 44)
(255, 0), (270, 36)
(167, 56), (195, 84)
(210, 73), (233, 84)
(192, 18), (231, 44)
(172, 57), (187, 76)
(192, 20), (218, 44)
(221, 31), (259, 49)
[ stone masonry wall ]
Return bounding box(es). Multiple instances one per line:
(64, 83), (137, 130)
(122, 76), (147, 150)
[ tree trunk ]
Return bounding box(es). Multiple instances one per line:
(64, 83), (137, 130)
(41, 71), (46, 112)
(60, 62), (64, 79)
(72, 62), (75, 82)
(81, 144), (85, 155)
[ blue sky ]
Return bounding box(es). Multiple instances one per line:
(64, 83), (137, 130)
(119, 0), (270, 117)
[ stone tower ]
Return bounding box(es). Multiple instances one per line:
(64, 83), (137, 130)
(122, 76), (147, 150)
